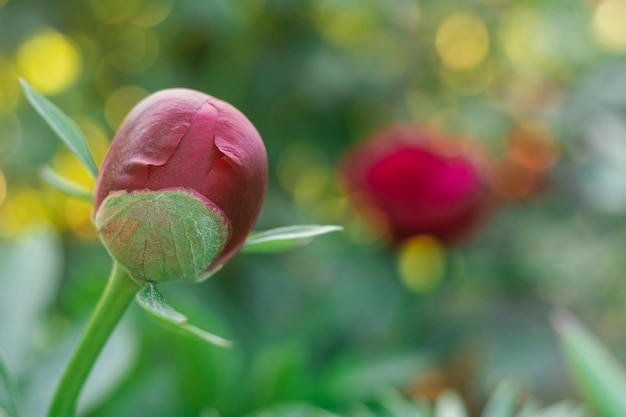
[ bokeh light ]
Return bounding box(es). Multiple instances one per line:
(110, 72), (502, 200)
(16, 29), (82, 95)
(131, 0), (174, 27)
(397, 235), (445, 293)
(593, 0), (626, 52)
(89, 0), (143, 23)
(435, 13), (489, 71)
(104, 85), (148, 130)
(500, 9), (557, 72)
(0, 187), (51, 237)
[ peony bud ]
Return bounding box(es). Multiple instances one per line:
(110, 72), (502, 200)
(94, 88), (267, 283)
(340, 125), (490, 245)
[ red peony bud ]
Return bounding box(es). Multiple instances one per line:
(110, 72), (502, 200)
(340, 125), (490, 245)
(94, 88), (267, 283)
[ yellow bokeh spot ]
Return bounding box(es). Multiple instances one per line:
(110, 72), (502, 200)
(104, 85), (148, 130)
(593, 0), (626, 52)
(51, 151), (96, 189)
(397, 235), (445, 292)
(312, 2), (383, 49)
(17, 29), (82, 95)
(435, 13), (489, 71)
(0, 188), (52, 237)
(132, 0), (173, 27)
(500, 9), (556, 71)
(89, 0), (143, 23)
(65, 197), (97, 240)
(0, 170), (6, 206)
(292, 167), (332, 206)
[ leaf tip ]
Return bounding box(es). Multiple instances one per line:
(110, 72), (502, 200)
(550, 309), (578, 336)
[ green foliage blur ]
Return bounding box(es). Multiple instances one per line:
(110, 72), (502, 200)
(3, 0), (626, 416)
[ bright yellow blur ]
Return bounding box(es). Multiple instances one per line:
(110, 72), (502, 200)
(17, 29), (82, 95)
(89, 0), (142, 23)
(132, 0), (174, 27)
(0, 187), (52, 237)
(65, 197), (97, 239)
(312, 3), (382, 49)
(104, 85), (148, 130)
(500, 9), (556, 71)
(435, 13), (489, 71)
(593, 0), (626, 52)
(397, 235), (445, 292)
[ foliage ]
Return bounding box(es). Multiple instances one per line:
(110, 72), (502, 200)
(3, 0), (626, 416)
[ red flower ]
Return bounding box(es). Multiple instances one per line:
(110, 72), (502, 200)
(94, 89), (267, 281)
(340, 125), (490, 245)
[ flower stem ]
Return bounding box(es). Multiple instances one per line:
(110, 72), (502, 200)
(47, 261), (140, 417)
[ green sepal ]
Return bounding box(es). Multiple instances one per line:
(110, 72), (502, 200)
(242, 225), (343, 253)
(39, 166), (93, 202)
(95, 190), (229, 284)
(19, 78), (99, 179)
(136, 284), (232, 348)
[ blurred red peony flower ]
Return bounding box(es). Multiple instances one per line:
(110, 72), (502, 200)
(340, 125), (491, 245)
(94, 88), (267, 283)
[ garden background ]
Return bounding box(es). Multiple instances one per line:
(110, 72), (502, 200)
(2, 0), (626, 415)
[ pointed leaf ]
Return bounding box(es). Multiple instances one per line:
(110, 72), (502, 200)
(0, 350), (20, 417)
(481, 380), (519, 417)
(136, 284), (232, 348)
(242, 225), (343, 253)
(552, 310), (626, 417)
(376, 388), (425, 417)
(246, 403), (340, 417)
(19, 78), (98, 178)
(39, 166), (93, 201)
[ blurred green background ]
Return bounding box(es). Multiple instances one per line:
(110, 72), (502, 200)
(2, 0), (626, 415)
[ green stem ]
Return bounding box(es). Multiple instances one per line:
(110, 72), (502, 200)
(47, 261), (141, 417)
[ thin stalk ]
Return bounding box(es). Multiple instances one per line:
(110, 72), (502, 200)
(47, 261), (140, 417)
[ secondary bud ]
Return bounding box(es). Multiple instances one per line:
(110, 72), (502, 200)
(94, 88), (268, 283)
(340, 125), (491, 245)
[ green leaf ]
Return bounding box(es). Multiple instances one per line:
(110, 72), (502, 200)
(136, 284), (232, 348)
(0, 350), (20, 417)
(242, 225), (343, 253)
(376, 388), (426, 417)
(19, 78), (98, 178)
(481, 380), (519, 417)
(39, 166), (93, 202)
(552, 310), (626, 417)
(246, 403), (340, 417)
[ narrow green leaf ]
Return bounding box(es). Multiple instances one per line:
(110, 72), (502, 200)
(246, 403), (340, 417)
(376, 389), (425, 417)
(136, 284), (232, 348)
(242, 225), (343, 253)
(39, 166), (93, 202)
(347, 404), (378, 417)
(481, 380), (519, 417)
(0, 350), (20, 417)
(19, 78), (98, 178)
(552, 310), (626, 417)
